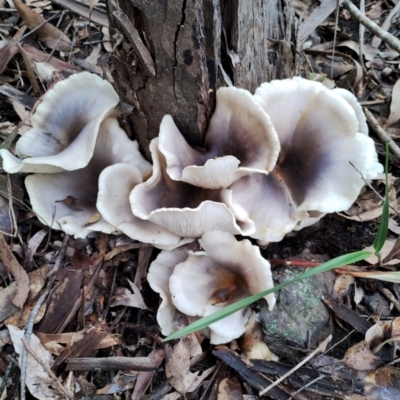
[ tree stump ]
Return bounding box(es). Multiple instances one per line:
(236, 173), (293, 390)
(107, 0), (298, 157)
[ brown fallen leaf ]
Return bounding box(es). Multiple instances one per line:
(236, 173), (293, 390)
(110, 280), (148, 310)
(0, 234), (29, 309)
(0, 25), (27, 74)
(131, 348), (165, 400)
(13, 0), (71, 51)
(218, 376), (242, 400)
(7, 325), (64, 400)
(166, 335), (216, 395)
(343, 341), (384, 371)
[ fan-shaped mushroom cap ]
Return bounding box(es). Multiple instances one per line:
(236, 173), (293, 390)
(0, 72), (119, 174)
(222, 78), (382, 242)
(25, 118), (151, 238)
(148, 231), (275, 344)
(159, 87), (280, 189)
(97, 163), (193, 250)
(147, 248), (189, 336)
(332, 88), (369, 135)
(130, 138), (254, 239)
(220, 173), (304, 243)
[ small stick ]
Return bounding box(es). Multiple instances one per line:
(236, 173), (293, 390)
(21, 338), (74, 400)
(364, 108), (400, 158)
(19, 13), (61, 42)
(259, 335), (332, 396)
(342, 0), (400, 55)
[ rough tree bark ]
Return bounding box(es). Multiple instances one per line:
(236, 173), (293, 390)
(107, 0), (298, 157)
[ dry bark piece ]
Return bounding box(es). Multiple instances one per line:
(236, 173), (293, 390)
(53, 322), (113, 369)
(213, 348), (289, 400)
(34, 269), (83, 334)
(13, 0), (71, 52)
(322, 293), (372, 334)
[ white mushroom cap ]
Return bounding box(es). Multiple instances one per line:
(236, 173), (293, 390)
(159, 87), (280, 189)
(166, 231), (275, 344)
(0, 72), (119, 174)
(222, 77), (383, 242)
(148, 232), (275, 344)
(332, 88), (369, 135)
(130, 138), (255, 239)
(221, 173), (304, 243)
(97, 163), (193, 250)
(25, 118), (151, 238)
(147, 248), (189, 336)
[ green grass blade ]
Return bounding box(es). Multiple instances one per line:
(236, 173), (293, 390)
(164, 249), (371, 341)
(373, 143), (390, 255)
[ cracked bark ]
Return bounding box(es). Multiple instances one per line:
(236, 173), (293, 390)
(107, 0), (300, 158)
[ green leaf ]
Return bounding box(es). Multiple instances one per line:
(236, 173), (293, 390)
(164, 249), (371, 342)
(373, 143), (390, 255)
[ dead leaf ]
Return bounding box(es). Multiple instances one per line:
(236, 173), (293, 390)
(218, 376), (242, 400)
(0, 233), (29, 308)
(131, 348), (165, 400)
(343, 341), (384, 371)
(13, 0), (71, 52)
(365, 239), (400, 265)
(0, 25), (27, 74)
(7, 325), (63, 400)
(241, 312), (278, 363)
(36, 328), (118, 356)
(110, 280), (148, 309)
(166, 336), (216, 394)
(333, 274), (355, 299)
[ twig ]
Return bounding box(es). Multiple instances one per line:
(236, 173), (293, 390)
(46, 17), (74, 63)
(19, 13), (61, 42)
(289, 374), (326, 399)
(349, 161), (400, 215)
(21, 338), (74, 400)
(342, 0), (400, 55)
(20, 234), (69, 400)
(364, 108), (400, 157)
(259, 335), (332, 396)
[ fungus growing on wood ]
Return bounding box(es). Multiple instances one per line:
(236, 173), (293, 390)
(0, 72), (119, 173)
(129, 138), (255, 241)
(96, 163), (193, 250)
(25, 118), (151, 238)
(159, 87), (280, 189)
(147, 231), (275, 344)
(222, 78), (383, 243)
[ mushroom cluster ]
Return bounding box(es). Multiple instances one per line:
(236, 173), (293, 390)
(2, 72), (383, 343)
